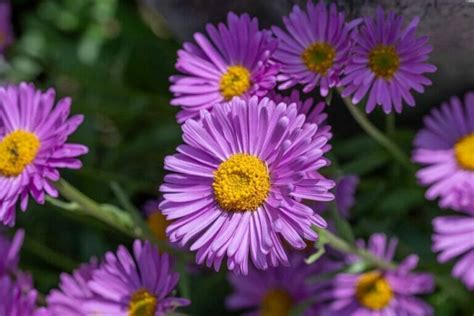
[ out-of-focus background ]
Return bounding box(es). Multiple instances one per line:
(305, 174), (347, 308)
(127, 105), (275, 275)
(2, 0), (473, 315)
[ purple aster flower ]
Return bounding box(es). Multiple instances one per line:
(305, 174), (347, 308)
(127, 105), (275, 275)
(0, 1), (14, 55)
(317, 233), (434, 315)
(170, 12), (278, 123)
(143, 199), (169, 242)
(272, 1), (359, 96)
(341, 7), (436, 113)
(85, 240), (190, 315)
(46, 259), (99, 316)
(0, 228), (24, 276)
(432, 213), (474, 290)
(160, 96), (335, 274)
(226, 253), (324, 316)
(0, 275), (47, 316)
(412, 92), (474, 212)
(335, 175), (359, 218)
(0, 83), (88, 226)
(266, 90), (332, 153)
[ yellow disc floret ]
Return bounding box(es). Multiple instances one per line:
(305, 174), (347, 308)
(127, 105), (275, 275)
(128, 289), (157, 316)
(454, 133), (474, 170)
(147, 211), (169, 241)
(301, 42), (336, 75)
(368, 45), (400, 79)
(0, 130), (40, 177)
(213, 153), (270, 212)
(261, 288), (293, 316)
(219, 65), (251, 100)
(355, 271), (393, 310)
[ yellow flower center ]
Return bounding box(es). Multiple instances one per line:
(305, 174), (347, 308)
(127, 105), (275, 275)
(128, 289), (157, 316)
(260, 288), (293, 316)
(213, 154), (270, 212)
(0, 130), (41, 177)
(368, 45), (400, 79)
(219, 65), (251, 100)
(147, 211), (169, 241)
(454, 133), (474, 170)
(301, 42), (336, 75)
(355, 271), (393, 310)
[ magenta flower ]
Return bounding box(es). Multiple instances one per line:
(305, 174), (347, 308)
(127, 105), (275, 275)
(0, 276), (47, 316)
(267, 90), (332, 154)
(170, 12), (278, 123)
(413, 92), (474, 212)
(335, 175), (359, 218)
(226, 253), (326, 316)
(0, 83), (88, 226)
(0, 1), (14, 55)
(432, 213), (474, 290)
(47, 259), (99, 316)
(318, 233), (434, 315)
(0, 229), (24, 276)
(341, 8), (436, 113)
(272, 1), (358, 96)
(85, 240), (190, 315)
(160, 96), (334, 274)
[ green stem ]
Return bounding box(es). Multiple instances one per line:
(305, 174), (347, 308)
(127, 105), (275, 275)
(22, 237), (78, 271)
(315, 227), (396, 270)
(52, 179), (135, 237)
(337, 88), (414, 173)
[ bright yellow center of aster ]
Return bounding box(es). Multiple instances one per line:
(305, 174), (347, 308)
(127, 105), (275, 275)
(355, 271), (393, 310)
(0, 130), (40, 177)
(301, 42), (336, 75)
(147, 211), (168, 241)
(213, 154), (270, 212)
(219, 65), (251, 100)
(260, 289), (293, 316)
(128, 289), (157, 316)
(454, 133), (474, 170)
(368, 45), (400, 79)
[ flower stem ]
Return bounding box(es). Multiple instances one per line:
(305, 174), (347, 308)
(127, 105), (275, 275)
(315, 227), (396, 270)
(336, 88), (415, 173)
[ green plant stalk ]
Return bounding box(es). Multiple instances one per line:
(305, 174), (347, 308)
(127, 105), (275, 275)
(52, 179), (135, 237)
(336, 88), (414, 173)
(315, 227), (396, 270)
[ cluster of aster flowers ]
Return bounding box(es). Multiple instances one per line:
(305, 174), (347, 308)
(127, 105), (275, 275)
(1, 0), (473, 314)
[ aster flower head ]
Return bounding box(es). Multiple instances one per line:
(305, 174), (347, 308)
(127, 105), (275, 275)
(320, 233), (434, 315)
(85, 240), (190, 316)
(0, 276), (46, 316)
(0, 1), (14, 55)
(341, 7), (436, 113)
(413, 92), (474, 212)
(170, 12), (278, 123)
(0, 228), (24, 276)
(0, 83), (88, 226)
(267, 89), (332, 153)
(160, 96), (335, 274)
(272, 1), (359, 96)
(432, 213), (474, 290)
(143, 199), (169, 242)
(226, 253), (321, 316)
(46, 259), (99, 316)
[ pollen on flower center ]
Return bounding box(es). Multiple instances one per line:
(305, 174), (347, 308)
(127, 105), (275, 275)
(128, 289), (157, 316)
(355, 271), (393, 310)
(368, 45), (400, 79)
(454, 133), (474, 170)
(261, 288), (293, 316)
(0, 130), (41, 177)
(301, 42), (336, 75)
(219, 65), (251, 100)
(213, 153), (270, 212)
